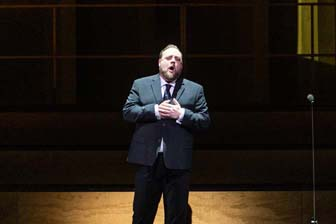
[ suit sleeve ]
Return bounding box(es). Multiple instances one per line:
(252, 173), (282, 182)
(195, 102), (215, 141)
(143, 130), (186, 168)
(181, 86), (211, 131)
(122, 80), (158, 123)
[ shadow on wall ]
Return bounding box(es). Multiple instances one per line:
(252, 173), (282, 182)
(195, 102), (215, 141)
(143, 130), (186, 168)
(187, 204), (192, 224)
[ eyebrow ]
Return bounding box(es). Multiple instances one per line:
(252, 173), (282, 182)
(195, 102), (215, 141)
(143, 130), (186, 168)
(165, 55), (182, 60)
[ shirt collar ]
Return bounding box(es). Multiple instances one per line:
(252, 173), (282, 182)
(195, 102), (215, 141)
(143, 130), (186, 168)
(160, 76), (176, 88)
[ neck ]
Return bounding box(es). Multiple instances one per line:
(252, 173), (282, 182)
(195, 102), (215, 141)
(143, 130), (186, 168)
(159, 75), (176, 83)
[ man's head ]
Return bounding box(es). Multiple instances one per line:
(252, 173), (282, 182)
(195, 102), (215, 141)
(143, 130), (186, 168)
(158, 44), (183, 82)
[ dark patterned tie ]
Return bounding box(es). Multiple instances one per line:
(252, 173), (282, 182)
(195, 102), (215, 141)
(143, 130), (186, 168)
(163, 84), (172, 101)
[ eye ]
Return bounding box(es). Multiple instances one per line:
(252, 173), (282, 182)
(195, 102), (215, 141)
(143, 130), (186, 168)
(165, 56), (173, 60)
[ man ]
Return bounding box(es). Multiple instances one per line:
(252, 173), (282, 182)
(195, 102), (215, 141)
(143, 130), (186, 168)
(123, 44), (210, 224)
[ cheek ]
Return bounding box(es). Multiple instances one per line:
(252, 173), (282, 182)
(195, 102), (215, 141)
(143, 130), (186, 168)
(161, 62), (169, 69)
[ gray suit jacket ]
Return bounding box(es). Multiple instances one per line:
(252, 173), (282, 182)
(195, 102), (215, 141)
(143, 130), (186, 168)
(122, 74), (210, 169)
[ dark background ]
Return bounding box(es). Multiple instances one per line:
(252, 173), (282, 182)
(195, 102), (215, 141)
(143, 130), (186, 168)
(0, 0), (336, 191)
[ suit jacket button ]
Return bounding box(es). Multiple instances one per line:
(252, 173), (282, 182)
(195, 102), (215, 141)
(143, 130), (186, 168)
(162, 123), (166, 127)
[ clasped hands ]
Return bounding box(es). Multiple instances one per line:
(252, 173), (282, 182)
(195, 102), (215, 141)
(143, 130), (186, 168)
(158, 98), (182, 120)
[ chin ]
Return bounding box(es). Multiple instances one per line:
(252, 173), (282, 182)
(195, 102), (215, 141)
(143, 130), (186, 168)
(161, 70), (181, 82)
(162, 72), (173, 81)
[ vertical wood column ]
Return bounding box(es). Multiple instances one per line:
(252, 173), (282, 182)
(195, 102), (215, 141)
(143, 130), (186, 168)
(254, 0), (269, 104)
(56, 1), (77, 104)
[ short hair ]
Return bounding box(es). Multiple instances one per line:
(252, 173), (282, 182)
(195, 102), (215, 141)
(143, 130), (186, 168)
(159, 44), (183, 59)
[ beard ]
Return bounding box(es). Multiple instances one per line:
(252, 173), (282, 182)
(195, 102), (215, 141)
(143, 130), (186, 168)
(159, 67), (181, 82)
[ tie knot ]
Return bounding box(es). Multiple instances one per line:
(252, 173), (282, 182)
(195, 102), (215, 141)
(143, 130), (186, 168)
(165, 84), (172, 91)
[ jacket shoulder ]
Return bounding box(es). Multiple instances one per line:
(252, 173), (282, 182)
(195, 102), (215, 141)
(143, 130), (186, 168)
(182, 78), (203, 89)
(134, 74), (158, 83)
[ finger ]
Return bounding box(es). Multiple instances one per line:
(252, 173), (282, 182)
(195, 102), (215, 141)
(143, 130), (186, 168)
(159, 105), (172, 111)
(171, 107), (178, 112)
(159, 102), (173, 108)
(160, 100), (171, 106)
(159, 112), (171, 117)
(159, 111), (171, 118)
(159, 107), (174, 114)
(172, 98), (180, 106)
(158, 108), (171, 114)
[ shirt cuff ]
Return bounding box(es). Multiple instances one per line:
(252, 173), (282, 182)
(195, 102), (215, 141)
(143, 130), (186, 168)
(176, 108), (185, 125)
(154, 104), (161, 120)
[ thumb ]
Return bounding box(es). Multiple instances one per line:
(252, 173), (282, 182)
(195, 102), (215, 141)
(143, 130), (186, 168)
(172, 98), (180, 106)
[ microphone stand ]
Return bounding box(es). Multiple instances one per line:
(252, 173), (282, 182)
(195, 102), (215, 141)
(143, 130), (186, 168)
(308, 96), (318, 224)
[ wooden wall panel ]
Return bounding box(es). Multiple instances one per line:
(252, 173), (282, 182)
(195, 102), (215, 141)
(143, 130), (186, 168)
(0, 191), (335, 224)
(1, 111), (336, 146)
(1, 150), (336, 188)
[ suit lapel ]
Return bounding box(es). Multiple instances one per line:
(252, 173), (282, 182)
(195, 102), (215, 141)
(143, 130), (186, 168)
(173, 77), (185, 101)
(151, 74), (162, 104)
(152, 74), (185, 103)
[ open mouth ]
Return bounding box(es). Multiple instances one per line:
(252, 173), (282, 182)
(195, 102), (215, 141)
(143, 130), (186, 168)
(168, 66), (175, 72)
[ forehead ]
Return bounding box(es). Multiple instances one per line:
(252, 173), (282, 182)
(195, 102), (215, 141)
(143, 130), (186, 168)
(161, 48), (182, 58)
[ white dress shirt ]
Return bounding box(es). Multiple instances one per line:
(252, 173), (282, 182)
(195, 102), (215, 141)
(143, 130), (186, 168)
(155, 76), (185, 152)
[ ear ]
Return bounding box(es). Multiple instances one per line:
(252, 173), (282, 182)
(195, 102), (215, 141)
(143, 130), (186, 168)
(158, 59), (161, 67)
